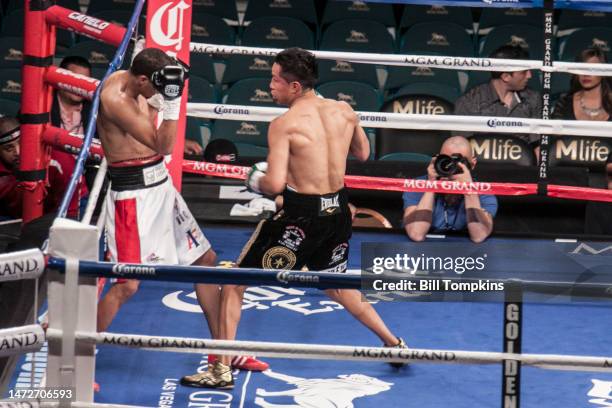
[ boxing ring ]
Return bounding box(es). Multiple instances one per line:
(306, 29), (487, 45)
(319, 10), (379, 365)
(1, 0), (612, 407)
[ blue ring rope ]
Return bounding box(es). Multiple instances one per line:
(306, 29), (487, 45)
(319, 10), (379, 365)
(46, 256), (612, 298)
(56, 0), (145, 219)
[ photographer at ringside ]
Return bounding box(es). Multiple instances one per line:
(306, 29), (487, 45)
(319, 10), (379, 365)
(402, 136), (498, 243)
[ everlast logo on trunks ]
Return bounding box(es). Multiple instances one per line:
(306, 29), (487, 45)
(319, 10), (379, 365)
(112, 264), (156, 277)
(320, 194), (340, 216)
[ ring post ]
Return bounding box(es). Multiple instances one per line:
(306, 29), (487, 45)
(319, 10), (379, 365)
(46, 218), (99, 404)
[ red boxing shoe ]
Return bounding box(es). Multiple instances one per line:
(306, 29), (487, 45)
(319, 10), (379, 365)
(231, 355), (269, 372)
(207, 354), (269, 371)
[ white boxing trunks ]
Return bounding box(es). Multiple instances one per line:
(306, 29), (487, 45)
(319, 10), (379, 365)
(104, 155), (210, 269)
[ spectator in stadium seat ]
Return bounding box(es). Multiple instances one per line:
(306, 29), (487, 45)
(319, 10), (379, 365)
(0, 116), (22, 219)
(454, 45), (542, 151)
(402, 136), (497, 243)
(552, 48), (612, 123)
(46, 56), (92, 219)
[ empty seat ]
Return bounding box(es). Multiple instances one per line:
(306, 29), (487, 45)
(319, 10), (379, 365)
(320, 19), (395, 54)
(192, 0), (239, 22)
(559, 27), (612, 61)
(241, 16), (314, 49)
(0, 68), (22, 101)
(557, 10), (612, 35)
(244, 0), (317, 26)
(224, 78), (276, 107)
(191, 12), (235, 45)
(478, 8), (543, 34)
(385, 64), (461, 94)
(400, 5), (474, 32)
(0, 36), (23, 69)
(400, 22), (474, 57)
(480, 24), (545, 60)
(322, 1), (395, 27)
(316, 81), (381, 111)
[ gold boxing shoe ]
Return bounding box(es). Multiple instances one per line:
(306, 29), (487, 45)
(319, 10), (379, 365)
(180, 361), (234, 389)
(385, 337), (408, 369)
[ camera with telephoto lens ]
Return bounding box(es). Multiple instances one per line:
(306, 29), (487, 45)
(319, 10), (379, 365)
(433, 154), (471, 177)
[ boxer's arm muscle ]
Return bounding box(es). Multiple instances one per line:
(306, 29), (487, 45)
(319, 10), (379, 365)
(348, 108), (369, 161)
(260, 119), (289, 195)
(106, 94), (175, 154)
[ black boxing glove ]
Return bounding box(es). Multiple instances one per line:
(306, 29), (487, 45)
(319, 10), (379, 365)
(150, 59), (189, 101)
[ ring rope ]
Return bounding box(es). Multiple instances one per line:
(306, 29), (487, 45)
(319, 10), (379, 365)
(0, 249), (45, 283)
(0, 325), (45, 358)
(46, 257), (612, 298)
(187, 102), (612, 138)
(40, 132), (612, 202)
(190, 42), (612, 77)
(43, 329), (612, 373)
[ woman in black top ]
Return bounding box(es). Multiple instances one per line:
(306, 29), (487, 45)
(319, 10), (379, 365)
(552, 48), (612, 121)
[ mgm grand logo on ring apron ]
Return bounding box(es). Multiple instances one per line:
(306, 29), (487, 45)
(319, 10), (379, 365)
(263, 246), (297, 269)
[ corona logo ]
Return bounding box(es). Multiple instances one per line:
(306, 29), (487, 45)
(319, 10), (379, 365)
(150, 0), (191, 51)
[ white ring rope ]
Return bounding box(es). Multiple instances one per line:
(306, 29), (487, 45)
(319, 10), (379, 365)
(190, 42), (612, 77)
(45, 329), (612, 373)
(0, 249), (45, 283)
(0, 325), (45, 358)
(187, 102), (612, 138)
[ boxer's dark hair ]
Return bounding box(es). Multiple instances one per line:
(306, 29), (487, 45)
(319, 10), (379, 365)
(274, 47), (318, 90)
(130, 48), (174, 79)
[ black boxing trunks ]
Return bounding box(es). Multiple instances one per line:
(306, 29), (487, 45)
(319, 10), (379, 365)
(237, 188), (351, 273)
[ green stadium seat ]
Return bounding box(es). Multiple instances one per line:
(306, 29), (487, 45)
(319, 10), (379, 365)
(191, 12), (235, 45)
(320, 19), (395, 53)
(0, 68), (21, 102)
(317, 60), (380, 89)
(394, 82), (460, 104)
(64, 41), (117, 69)
(378, 152), (432, 162)
(480, 24), (545, 60)
(241, 16), (314, 49)
(559, 27), (612, 61)
(0, 97), (20, 116)
(478, 8), (543, 34)
(244, 0), (317, 26)
(0, 36), (22, 69)
(400, 5), (473, 32)
(221, 55), (274, 85)
(86, 0), (137, 15)
(192, 0), (239, 22)
(2, 10), (74, 49)
(385, 64), (461, 94)
(316, 81), (381, 111)
(322, 1), (395, 27)
(224, 78), (276, 107)
(188, 53), (217, 84)
(400, 22), (474, 57)
(558, 10), (612, 35)
(235, 143), (268, 159)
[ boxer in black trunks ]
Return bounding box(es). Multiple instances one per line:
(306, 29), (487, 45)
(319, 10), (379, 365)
(182, 47), (407, 389)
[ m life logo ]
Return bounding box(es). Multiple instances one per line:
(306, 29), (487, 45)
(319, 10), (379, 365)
(150, 0), (191, 51)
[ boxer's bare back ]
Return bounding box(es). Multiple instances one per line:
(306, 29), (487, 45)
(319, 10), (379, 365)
(268, 93), (368, 195)
(97, 71), (176, 163)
